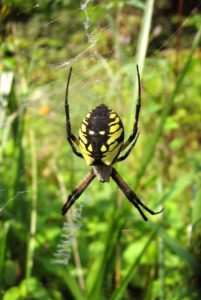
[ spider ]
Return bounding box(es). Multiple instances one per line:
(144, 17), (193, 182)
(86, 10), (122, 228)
(62, 66), (162, 221)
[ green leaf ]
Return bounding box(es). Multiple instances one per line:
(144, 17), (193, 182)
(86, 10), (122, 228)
(3, 287), (21, 300)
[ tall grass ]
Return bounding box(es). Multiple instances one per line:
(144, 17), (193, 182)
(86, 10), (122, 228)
(66, 7), (201, 300)
(0, 222), (10, 295)
(133, 26), (201, 189)
(25, 130), (38, 280)
(0, 71), (28, 298)
(130, 0), (155, 125)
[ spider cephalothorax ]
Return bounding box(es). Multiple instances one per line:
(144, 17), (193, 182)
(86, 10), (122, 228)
(62, 67), (162, 221)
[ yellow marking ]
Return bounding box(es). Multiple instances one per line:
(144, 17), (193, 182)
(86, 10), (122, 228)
(110, 113), (116, 118)
(89, 130), (95, 135)
(109, 124), (119, 133)
(86, 113), (91, 118)
(101, 145), (107, 152)
(109, 117), (120, 125)
(107, 128), (123, 145)
(79, 140), (94, 165)
(82, 153), (94, 165)
(109, 141), (118, 152)
(79, 139), (87, 150)
(102, 142), (123, 165)
(81, 123), (87, 132)
(88, 144), (93, 152)
(79, 129), (88, 144)
(99, 131), (105, 135)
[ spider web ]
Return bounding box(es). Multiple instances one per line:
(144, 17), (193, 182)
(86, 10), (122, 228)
(0, 0), (200, 269)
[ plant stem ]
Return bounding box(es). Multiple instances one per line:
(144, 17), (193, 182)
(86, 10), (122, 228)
(0, 222), (10, 294)
(26, 130), (38, 279)
(130, 0), (155, 128)
(110, 232), (157, 300)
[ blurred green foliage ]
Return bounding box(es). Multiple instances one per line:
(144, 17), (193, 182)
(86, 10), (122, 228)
(0, 0), (201, 299)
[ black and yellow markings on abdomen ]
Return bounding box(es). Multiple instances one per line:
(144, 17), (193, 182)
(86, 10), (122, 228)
(101, 112), (124, 165)
(79, 112), (95, 165)
(78, 104), (124, 166)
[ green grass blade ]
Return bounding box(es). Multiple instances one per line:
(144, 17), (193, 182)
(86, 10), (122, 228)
(0, 221), (10, 294)
(190, 180), (201, 293)
(40, 260), (84, 300)
(25, 130), (38, 279)
(130, 0), (155, 124)
(110, 231), (157, 300)
(133, 27), (201, 189)
(192, 183), (201, 226)
(158, 235), (165, 300)
(87, 209), (125, 300)
(58, 268), (85, 300)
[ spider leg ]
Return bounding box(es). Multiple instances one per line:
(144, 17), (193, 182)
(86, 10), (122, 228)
(65, 67), (83, 158)
(71, 133), (79, 145)
(121, 65), (141, 151)
(115, 132), (140, 163)
(62, 170), (95, 215)
(111, 168), (162, 221)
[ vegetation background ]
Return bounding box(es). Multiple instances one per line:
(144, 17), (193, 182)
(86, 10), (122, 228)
(0, 0), (201, 299)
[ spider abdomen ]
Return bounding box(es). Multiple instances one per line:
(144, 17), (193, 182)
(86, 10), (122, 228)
(79, 104), (124, 166)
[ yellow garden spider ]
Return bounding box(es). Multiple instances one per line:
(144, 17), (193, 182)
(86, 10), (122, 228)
(62, 66), (162, 221)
